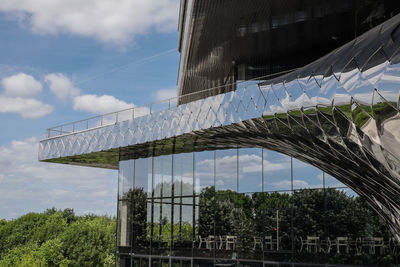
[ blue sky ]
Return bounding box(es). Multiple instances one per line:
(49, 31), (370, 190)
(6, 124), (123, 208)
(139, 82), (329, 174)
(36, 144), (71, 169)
(0, 0), (181, 219)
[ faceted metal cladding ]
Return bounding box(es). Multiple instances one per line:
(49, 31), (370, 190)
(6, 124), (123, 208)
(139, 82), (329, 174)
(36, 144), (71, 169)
(40, 15), (400, 240)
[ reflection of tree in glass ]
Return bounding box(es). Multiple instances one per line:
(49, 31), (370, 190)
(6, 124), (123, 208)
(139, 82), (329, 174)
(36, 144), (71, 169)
(120, 188), (147, 246)
(198, 187), (256, 249)
(197, 187), (395, 255)
(253, 192), (291, 249)
(292, 189), (391, 240)
(199, 186), (216, 237)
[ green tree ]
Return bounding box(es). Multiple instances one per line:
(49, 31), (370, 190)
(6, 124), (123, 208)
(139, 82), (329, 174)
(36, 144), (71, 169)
(60, 216), (115, 267)
(0, 209), (116, 267)
(36, 238), (70, 266)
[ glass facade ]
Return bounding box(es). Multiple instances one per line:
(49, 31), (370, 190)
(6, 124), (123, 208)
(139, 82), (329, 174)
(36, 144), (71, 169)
(117, 148), (399, 267)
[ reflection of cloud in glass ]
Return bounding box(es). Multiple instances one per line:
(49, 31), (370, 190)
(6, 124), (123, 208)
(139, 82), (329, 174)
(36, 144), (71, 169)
(329, 182), (345, 188)
(325, 173), (346, 188)
(196, 153), (289, 181)
(215, 180), (224, 186)
(268, 178), (324, 190)
(244, 159), (287, 173)
(194, 150), (344, 191)
(119, 160), (133, 195)
(177, 173), (194, 184)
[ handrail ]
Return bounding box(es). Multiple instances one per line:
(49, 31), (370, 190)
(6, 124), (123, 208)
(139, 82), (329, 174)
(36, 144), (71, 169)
(44, 69), (298, 139)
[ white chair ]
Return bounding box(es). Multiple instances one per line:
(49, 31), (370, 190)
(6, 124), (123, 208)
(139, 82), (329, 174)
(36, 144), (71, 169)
(198, 235), (207, 249)
(371, 237), (385, 255)
(306, 236), (319, 253)
(206, 235), (216, 250)
(253, 236), (263, 250)
(355, 237), (363, 255)
(389, 238), (398, 254)
(336, 237), (349, 254)
(265, 235), (274, 250)
(219, 236), (225, 249)
(299, 237), (305, 252)
(324, 237), (332, 253)
(226, 235), (236, 250)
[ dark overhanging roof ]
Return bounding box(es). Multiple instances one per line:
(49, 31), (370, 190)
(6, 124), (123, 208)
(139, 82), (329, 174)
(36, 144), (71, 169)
(261, 13), (400, 86)
(178, 0), (400, 103)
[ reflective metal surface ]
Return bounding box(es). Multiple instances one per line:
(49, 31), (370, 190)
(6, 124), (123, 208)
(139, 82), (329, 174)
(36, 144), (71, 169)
(40, 15), (400, 241)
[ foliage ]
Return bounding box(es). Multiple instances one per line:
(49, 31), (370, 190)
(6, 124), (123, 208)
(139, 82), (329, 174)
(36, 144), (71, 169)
(0, 208), (115, 267)
(195, 187), (395, 260)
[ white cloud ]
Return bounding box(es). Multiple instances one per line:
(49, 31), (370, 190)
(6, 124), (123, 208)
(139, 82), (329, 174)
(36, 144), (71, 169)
(0, 96), (53, 118)
(43, 72), (150, 121)
(0, 0), (180, 45)
(44, 73), (143, 120)
(155, 87), (177, 101)
(0, 137), (117, 219)
(44, 73), (80, 101)
(1, 73), (43, 97)
(73, 94), (134, 114)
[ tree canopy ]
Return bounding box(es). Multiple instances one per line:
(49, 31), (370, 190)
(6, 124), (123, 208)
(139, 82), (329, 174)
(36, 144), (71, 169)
(0, 209), (115, 267)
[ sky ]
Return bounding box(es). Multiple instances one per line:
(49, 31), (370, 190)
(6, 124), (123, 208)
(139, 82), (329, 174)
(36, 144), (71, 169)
(0, 0), (181, 219)
(0, 0), (350, 220)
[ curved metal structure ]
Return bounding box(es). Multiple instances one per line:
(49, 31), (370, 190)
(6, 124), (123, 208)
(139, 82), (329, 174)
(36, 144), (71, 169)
(40, 14), (400, 241)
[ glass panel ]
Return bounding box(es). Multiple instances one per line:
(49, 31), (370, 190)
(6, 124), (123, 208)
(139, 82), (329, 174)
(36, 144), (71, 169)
(173, 152), (194, 256)
(134, 159), (150, 194)
(132, 257), (139, 267)
(119, 159), (134, 198)
(154, 155), (172, 198)
(195, 150), (216, 250)
(151, 258), (161, 267)
(173, 152), (194, 197)
(173, 197), (194, 257)
(292, 158), (323, 189)
(293, 189), (326, 263)
(117, 200), (132, 248)
(152, 155), (172, 254)
(238, 261), (263, 267)
(214, 191), (237, 259)
(293, 189), (325, 239)
(133, 158), (152, 253)
(238, 148), (262, 193)
(263, 150), (292, 192)
(118, 255), (131, 267)
(340, 187), (357, 197)
(193, 259), (214, 267)
(195, 181), (215, 258)
(325, 173), (346, 188)
(182, 197), (194, 236)
(323, 188), (396, 263)
(199, 189), (216, 234)
(215, 149), (238, 191)
(194, 151), (215, 194)
(194, 195), (200, 252)
(252, 192), (292, 253)
(118, 160), (134, 248)
(141, 258), (149, 267)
